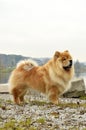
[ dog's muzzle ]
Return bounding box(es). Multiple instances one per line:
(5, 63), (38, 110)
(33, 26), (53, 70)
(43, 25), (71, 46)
(63, 60), (73, 70)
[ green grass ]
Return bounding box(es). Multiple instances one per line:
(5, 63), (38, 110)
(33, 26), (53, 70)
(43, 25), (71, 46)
(58, 102), (86, 108)
(79, 96), (86, 100)
(0, 118), (37, 130)
(30, 100), (86, 109)
(37, 117), (45, 124)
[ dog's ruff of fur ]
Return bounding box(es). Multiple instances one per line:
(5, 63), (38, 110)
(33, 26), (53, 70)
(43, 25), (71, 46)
(8, 50), (74, 105)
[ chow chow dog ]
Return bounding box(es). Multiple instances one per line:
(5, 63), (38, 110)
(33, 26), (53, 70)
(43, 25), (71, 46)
(8, 50), (74, 105)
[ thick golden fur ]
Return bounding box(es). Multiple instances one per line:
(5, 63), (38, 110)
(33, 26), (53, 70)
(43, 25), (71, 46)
(8, 50), (74, 104)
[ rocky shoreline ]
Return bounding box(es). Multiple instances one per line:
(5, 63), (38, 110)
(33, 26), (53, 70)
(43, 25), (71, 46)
(0, 93), (86, 130)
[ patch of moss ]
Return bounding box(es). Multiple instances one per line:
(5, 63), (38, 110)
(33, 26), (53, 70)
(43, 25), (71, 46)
(30, 100), (48, 106)
(58, 102), (86, 108)
(29, 99), (86, 109)
(19, 118), (31, 127)
(6, 100), (13, 104)
(79, 96), (86, 100)
(29, 127), (37, 130)
(0, 118), (34, 130)
(4, 120), (16, 128)
(37, 117), (45, 124)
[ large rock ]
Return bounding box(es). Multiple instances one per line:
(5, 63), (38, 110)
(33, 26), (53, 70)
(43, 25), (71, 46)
(63, 78), (86, 98)
(0, 84), (9, 93)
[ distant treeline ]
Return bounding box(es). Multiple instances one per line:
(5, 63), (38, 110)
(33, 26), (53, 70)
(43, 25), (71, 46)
(0, 54), (49, 72)
(74, 60), (86, 75)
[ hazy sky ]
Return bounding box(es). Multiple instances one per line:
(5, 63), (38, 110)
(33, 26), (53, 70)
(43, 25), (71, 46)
(0, 0), (86, 61)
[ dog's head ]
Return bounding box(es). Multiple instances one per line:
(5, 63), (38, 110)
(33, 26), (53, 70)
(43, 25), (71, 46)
(54, 50), (73, 71)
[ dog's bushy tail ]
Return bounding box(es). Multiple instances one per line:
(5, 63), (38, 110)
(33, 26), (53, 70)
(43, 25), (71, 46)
(16, 59), (38, 71)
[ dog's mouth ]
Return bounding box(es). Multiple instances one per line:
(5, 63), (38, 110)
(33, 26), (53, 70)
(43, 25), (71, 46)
(63, 60), (72, 71)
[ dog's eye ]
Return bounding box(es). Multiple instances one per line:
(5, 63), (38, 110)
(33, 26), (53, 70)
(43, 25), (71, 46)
(30, 63), (33, 66)
(63, 57), (66, 61)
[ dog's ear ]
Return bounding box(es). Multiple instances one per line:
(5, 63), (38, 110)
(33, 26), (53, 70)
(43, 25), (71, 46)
(54, 51), (60, 59)
(64, 50), (69, 52)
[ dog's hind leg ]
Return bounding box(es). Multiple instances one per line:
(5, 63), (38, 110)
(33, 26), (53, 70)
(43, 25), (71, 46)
(19, 90), (27, 103)
(12, 87), (20, 104)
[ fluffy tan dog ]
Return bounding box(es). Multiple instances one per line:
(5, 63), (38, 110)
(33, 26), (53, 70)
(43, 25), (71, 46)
(8, 50), (74, 105)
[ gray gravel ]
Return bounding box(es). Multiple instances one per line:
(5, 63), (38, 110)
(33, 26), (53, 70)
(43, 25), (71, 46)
(0, 93), (86, 130)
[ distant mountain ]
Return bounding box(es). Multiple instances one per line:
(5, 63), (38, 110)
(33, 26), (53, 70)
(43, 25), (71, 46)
(0, 53), (50, 69)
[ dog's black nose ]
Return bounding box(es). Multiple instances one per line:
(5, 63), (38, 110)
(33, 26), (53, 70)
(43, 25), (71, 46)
(69, 60), (72, 66)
